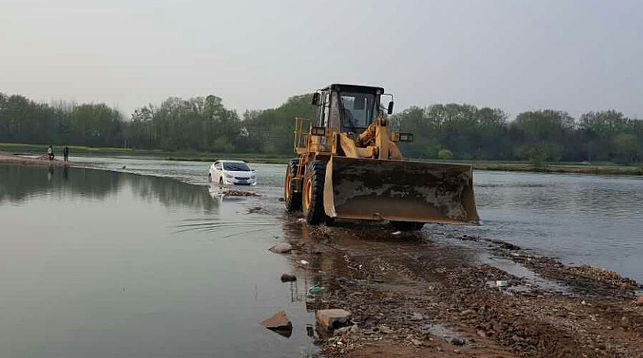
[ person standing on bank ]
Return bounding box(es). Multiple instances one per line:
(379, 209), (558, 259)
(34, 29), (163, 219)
(47, 145), (54, 160)
(63, 146), (69, 162)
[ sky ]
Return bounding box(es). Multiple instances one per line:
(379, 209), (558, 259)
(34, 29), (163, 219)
(1, 0), (642, 119)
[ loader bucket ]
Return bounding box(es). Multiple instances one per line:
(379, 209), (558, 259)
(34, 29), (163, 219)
(323, 157), (479, 225)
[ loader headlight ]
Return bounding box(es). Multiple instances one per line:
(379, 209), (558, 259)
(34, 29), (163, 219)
(311, 126), (326, 136)
(396, 132), (413, 142)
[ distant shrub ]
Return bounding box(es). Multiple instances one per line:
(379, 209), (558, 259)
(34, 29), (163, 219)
(438, 149), (453, 160)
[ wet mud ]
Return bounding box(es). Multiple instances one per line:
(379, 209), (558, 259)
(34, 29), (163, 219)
(277, 218), (643, 357)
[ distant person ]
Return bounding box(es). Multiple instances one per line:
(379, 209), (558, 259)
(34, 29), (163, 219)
(47, 145), (54, 161)
(63, 146), (69, 161)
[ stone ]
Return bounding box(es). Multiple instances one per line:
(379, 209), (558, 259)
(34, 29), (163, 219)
(280, 273), (297, 282)
(269, 243), (292, 254)
(316, 309), (351, 330)
(260, 310), (293, 337)
(636, 296), (643, 305)
(450, 337), (466, 346)
(411, 338), (423, 346)
(476, 329), (487, 338)
(333, 326), (352, 336)
(460, 309), (475, 316)
(378, 325), (394, 334)
(410, 312), (424, 321)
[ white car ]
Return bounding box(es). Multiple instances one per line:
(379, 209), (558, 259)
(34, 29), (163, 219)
(209, 160), (257, 186)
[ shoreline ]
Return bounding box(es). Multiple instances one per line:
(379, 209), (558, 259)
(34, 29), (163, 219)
(280, 221), (643, 357)
(2, 143), (642, 175)
(0, 151), (75, 168)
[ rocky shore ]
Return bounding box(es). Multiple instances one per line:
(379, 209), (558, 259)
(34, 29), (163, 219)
(279, 220), (643, 357)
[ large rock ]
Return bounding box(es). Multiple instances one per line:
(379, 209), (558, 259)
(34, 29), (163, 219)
(269, 243), (292, 254)
(316, 309), (351, 330)
(261, 310), (293, 337)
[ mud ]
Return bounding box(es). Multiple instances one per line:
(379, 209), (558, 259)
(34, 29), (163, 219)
(0, 151), (73, 167)
(280, 219), (643, 357)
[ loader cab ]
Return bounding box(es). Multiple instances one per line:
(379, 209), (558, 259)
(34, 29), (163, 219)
(313, 84), (387, 133)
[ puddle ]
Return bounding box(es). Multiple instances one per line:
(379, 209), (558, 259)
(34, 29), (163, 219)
(478, 252), (570, 294)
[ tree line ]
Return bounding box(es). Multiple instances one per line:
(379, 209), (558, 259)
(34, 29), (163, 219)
(0, 91), (641, 163)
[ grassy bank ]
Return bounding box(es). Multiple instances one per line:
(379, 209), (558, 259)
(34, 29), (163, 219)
(471, 161), (643, 175)
(2, 142), (641, 174)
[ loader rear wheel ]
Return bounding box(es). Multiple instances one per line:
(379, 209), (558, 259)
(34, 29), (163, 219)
(284, 159), (301, 212)
(390, 221), (425, 231)
(302, 160), (329, 225)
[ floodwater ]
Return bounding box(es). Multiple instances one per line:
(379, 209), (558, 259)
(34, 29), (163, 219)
(72, 155), (642, 282)
(0, 165), (317, 358)
(1, 155), (642, 357)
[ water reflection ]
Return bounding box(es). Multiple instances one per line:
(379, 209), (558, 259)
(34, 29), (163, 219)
(0, 165), (218, 212)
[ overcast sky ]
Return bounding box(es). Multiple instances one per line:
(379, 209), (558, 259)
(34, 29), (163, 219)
(1, 0), (642, 118)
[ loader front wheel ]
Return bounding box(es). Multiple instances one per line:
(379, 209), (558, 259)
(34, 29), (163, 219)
(302, 160), (329, 225)
(284, 159), (301, 212)
(390, 221), (425, 231)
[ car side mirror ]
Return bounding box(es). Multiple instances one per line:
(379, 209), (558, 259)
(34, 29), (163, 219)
(312, 92), (320, 106)
(387, 101), (394, 115)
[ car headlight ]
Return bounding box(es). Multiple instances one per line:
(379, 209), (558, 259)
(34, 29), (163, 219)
(224, 173), (233, 178)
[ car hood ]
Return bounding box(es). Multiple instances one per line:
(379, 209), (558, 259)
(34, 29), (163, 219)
(224, 170), (254, 177)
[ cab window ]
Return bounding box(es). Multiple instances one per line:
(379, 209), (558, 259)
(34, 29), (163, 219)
(339, 92), (376, 131)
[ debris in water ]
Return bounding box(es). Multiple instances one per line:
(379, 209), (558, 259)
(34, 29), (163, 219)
(247, 206), (262, 213)
(222, 190), (259, 197)
(280, 273), (297, 282)
(308, 285), (323, 295)
(269, 243), (292, 254)
(260, 310), (293, 338)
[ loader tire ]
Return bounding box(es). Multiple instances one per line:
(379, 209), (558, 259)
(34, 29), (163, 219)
(284, 159), (301, 212)
(390, 221), (425, 231)
(302, 160), (329, 225)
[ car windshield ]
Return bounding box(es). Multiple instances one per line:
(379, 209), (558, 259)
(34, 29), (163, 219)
(339, 92), (376, 130)
(223, 162), (251, 171)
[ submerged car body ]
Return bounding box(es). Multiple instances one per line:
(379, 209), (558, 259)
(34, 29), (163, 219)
(209, 160), (257, 186)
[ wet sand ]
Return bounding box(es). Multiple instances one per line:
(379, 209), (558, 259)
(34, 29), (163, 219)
(280, 220), (643, 357)
(0, 151), (73, 167)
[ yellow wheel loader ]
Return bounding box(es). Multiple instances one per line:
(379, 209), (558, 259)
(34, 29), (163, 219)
(284, 84), (479, 230)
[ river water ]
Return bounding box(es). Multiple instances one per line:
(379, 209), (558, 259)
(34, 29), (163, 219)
(0, 164), (317, 358)
(69, 155), (642, 282)
(1, 156), (641, 357)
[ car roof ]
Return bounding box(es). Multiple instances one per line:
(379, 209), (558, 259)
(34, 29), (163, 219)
(215, 160), (247, 164)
